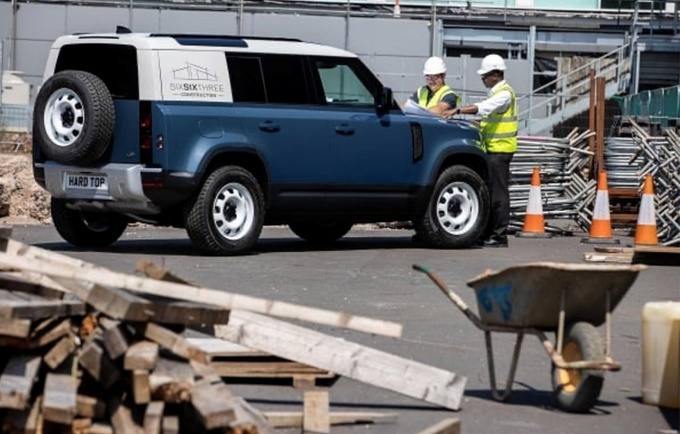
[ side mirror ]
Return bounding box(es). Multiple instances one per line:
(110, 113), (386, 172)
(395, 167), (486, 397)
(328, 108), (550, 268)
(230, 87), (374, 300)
(376, 87), (394, 114)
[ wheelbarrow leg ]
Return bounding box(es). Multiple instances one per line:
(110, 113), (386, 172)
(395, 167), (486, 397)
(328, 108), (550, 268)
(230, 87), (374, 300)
(485, 330), (524, 402)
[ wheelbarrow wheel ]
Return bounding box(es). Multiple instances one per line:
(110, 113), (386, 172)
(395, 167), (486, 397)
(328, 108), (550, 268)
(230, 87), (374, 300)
(551, 322), (604, 413)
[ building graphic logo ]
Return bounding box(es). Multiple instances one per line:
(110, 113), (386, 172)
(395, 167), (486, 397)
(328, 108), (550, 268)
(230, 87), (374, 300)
(159, 51), (232, 102)
(172, 62), (218, 81)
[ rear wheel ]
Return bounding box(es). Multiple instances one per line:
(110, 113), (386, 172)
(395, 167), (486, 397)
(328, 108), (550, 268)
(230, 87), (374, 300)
(414, 165), (489, 248)
(551, 322), (605, 412)
(289, 221), (353, 244)
(51, 198), (127, 247)
(186, 166), (264, 255)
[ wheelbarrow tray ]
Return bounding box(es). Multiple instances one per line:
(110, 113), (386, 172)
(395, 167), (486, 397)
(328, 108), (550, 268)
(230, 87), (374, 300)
(466, 262), (646, 329)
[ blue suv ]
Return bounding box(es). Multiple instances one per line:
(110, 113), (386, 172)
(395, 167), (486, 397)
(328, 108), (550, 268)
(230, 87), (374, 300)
(32, 32), (489, 255)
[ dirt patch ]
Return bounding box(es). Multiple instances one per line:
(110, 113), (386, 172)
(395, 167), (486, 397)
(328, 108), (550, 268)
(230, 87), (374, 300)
(0, 152), (51, 225)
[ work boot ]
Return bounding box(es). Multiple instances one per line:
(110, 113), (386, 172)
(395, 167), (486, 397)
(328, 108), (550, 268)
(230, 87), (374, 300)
(483, 235), (508, 248)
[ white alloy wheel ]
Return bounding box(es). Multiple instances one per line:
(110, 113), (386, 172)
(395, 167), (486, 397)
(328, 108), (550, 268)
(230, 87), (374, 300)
(435, 181), (479, 236)
(212, 182), (255, 241)
(44, 88), (85, 147)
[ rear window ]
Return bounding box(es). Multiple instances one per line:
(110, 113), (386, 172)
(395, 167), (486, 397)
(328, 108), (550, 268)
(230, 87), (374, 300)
(227, 55), (311, 105)
(55, 44), (139, 100)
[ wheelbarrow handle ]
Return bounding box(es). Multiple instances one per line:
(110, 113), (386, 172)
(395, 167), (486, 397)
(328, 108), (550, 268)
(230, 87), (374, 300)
(412, 264), (484, 328)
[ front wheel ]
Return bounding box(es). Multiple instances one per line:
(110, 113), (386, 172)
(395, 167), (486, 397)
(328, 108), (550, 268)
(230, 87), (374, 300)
(551, 322), (605, 413)
(51, 198), (127, 247)
(289, 221), (353, 244)
(186, 166), (264, 255)
(413, 165), (489, 248)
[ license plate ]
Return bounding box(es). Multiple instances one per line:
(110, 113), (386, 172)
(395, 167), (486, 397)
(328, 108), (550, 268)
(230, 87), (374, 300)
(64, 174), (108, 191)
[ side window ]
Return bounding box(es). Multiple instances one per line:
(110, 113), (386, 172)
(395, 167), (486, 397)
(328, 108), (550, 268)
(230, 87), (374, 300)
(261, 56), (310, 104)
(313, 59), (375, 106)
(55, 44), (138, 99)
(227, 57), (266, 103)
(227, 55), (310, 105)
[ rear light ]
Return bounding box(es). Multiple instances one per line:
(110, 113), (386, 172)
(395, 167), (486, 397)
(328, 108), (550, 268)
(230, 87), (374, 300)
(139, 101), (153, 163)
(142, 180), (163, 189)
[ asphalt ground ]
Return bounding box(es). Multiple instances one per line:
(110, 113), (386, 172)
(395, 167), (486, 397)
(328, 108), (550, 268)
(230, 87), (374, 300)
(6, 224), (679, 434)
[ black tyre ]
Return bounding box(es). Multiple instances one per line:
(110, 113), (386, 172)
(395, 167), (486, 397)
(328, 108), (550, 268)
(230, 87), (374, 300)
(33, 70), (115, 165)
(186, 166), (264, 255)
(413, 165), (489, 248)
(551, 322), (605, 413)
(289, 221), (353, 244)
(51, 197), (128, 247)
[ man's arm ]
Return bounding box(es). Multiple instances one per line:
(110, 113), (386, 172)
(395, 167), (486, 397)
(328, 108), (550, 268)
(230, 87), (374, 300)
(443, 90), (511, 119)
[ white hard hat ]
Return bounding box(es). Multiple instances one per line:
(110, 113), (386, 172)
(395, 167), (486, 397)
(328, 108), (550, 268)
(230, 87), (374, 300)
(477, 54), (506, 75)
(423, 56), (447, 75)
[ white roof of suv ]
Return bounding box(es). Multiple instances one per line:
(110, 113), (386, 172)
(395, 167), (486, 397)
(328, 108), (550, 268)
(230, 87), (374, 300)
(51, 33), (357, 58)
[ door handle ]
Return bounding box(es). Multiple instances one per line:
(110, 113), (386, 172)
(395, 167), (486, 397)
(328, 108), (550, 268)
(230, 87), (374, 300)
(335, 124), (355, 135)
(258, 121), (280, 132)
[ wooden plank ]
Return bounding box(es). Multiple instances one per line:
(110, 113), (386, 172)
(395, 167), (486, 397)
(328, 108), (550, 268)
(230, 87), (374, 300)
(0, 317), (71, 349)
(265, 411), (398, 428)
(0, 272), (65, 299)
(0, 251), (403, 337)
(583, 252), (633, 264)
(143, 401), (164, 434)
(303, 390), (329, 433)
(189, 363), (274, 434)
(161, 416), (180, 434)
(186, 337), (267, 357)
(42, 373), (77, 424)
(109, 395), (144, 434)
(132, 370), (151, 404)
(148, 358), (194, 403)
(190, 381), (236, 430)
(77, 394), (106, 419)
(103, 323), (130, 360)
(2, 395), (43, 433)
(415, 417), (461, 434)
(124, 341), (159, 371)
(635, 245), (680, 255)
(53, 277), (231, 326)
(44, 334), (77, 370)
(211, 360), (332, 378)
(215, 311), (466, 411)
(144, 323), (208, 364)
(0, 317), (31, 337)
(72, 418), (93, 432)
(0, 225), (12, 240)
(78, 339), (121, 389)
(85, 423), (114, 434)
(0, 288), (84, 320)
(0, 355), (41, 409)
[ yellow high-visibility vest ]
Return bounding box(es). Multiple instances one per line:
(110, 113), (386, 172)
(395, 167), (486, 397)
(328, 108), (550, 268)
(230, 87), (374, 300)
(480, 82), (518, 153)
(417, 85), (461, 109)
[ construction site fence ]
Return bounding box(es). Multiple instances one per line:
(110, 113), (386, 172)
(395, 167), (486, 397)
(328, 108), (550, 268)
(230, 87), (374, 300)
(0, 104), (32, 134)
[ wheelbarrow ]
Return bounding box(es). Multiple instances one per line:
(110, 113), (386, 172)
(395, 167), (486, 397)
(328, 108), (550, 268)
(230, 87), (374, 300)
(413, 262), (647, 413)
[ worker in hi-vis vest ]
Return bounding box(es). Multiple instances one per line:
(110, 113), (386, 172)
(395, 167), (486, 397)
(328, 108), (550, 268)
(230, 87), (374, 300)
(403, 56), (460, 116)
(444, 54), (517, 248)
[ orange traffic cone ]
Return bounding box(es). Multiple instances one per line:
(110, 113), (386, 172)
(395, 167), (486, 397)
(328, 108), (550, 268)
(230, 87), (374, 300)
(517, 167), (552, 238)
(582, 170), (620, 244)
(634, 174), (658, 245)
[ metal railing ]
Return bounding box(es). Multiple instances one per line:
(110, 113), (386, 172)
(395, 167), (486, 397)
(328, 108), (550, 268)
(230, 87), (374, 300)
(519, 42), (633, 135)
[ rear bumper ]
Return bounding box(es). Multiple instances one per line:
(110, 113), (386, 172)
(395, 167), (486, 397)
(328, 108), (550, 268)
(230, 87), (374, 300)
(40, 161), (154, 202)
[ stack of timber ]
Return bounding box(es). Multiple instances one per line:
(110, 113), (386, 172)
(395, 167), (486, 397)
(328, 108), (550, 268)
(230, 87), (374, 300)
(0, 269), (271, 433)
(0, 225), (468, 433)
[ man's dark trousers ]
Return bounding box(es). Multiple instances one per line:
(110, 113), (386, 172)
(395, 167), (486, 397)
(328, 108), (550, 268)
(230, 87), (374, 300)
(485, 152), (514, 239)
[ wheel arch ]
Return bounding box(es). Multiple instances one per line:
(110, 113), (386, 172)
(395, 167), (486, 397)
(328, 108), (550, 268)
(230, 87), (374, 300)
(197, 149), (269, 204)
(432, 147), (489, 187)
